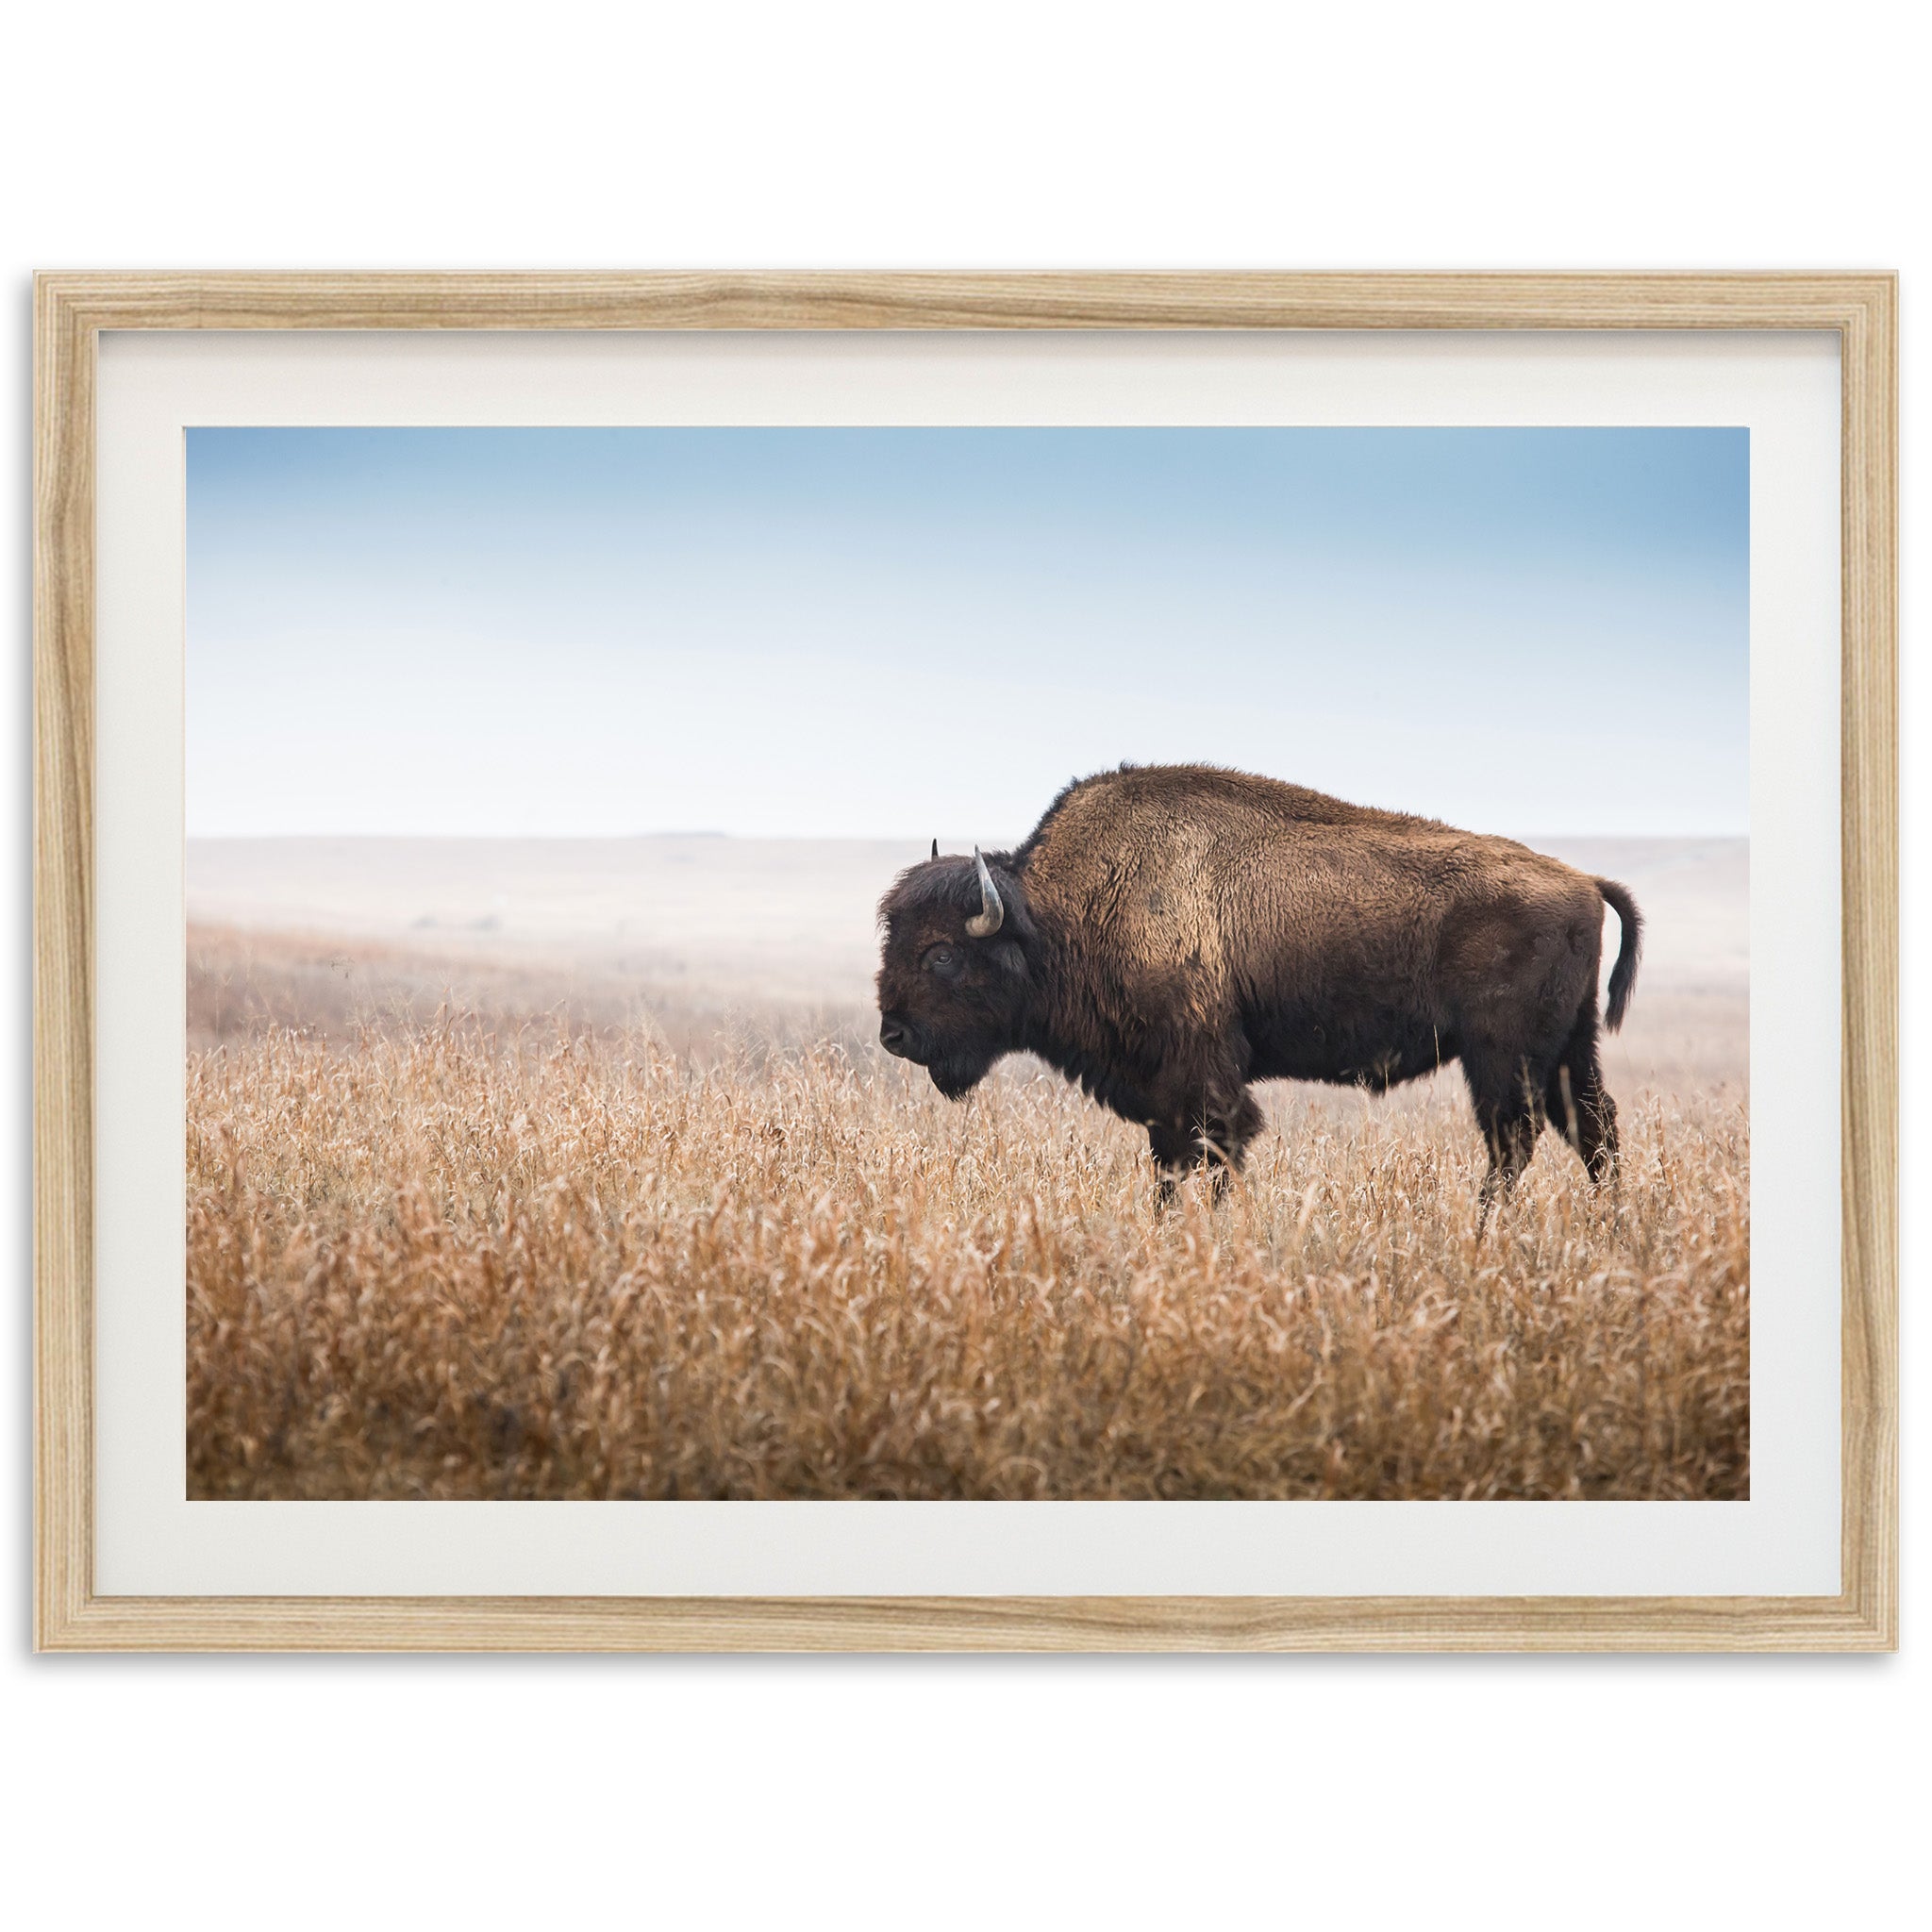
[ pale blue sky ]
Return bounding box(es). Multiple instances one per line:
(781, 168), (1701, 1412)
(187, 426), (1748, 840)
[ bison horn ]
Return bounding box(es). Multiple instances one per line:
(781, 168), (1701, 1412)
(966, 846), (1005, 938)
(931, 838), (939, 860)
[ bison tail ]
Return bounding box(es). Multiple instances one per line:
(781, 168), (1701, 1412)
(1595, 877), (1643, 1033)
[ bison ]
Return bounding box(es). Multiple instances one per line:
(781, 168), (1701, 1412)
(875, 763), (1641, 1219)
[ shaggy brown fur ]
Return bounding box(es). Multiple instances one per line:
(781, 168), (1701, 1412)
(875, 764), (1641, 1212)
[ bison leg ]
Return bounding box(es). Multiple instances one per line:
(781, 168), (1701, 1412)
(1542, 1011), (1620, 1184)
(1148, 1088), (1263, 1202)
(1463, 1048), (1544, 1234)
(1199, 1089), (1264, 1199)
(1148, 1122), (1192, 1195)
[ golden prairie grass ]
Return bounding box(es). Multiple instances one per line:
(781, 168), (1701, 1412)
(188, 1004), (1749, 1501)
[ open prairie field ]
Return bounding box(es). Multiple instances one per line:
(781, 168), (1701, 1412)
(187, 836), (1749, 1501)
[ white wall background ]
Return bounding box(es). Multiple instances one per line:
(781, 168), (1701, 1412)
(3, 5), (1921, 1925)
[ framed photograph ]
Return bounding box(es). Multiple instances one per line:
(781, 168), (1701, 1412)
(34, 273), (1895, 1650)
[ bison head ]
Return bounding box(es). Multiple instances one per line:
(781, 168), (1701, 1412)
(875, 846), (1036, 1099)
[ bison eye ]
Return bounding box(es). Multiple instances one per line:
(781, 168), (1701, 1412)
(923, 944), (964, 978)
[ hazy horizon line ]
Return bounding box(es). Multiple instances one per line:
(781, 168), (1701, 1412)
(186, 826), (1752, 845)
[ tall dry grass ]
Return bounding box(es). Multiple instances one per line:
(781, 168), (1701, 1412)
(188, 1002), (1748, 1501)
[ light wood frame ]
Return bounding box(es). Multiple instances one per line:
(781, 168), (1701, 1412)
(33, 273), (1898, 1652)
